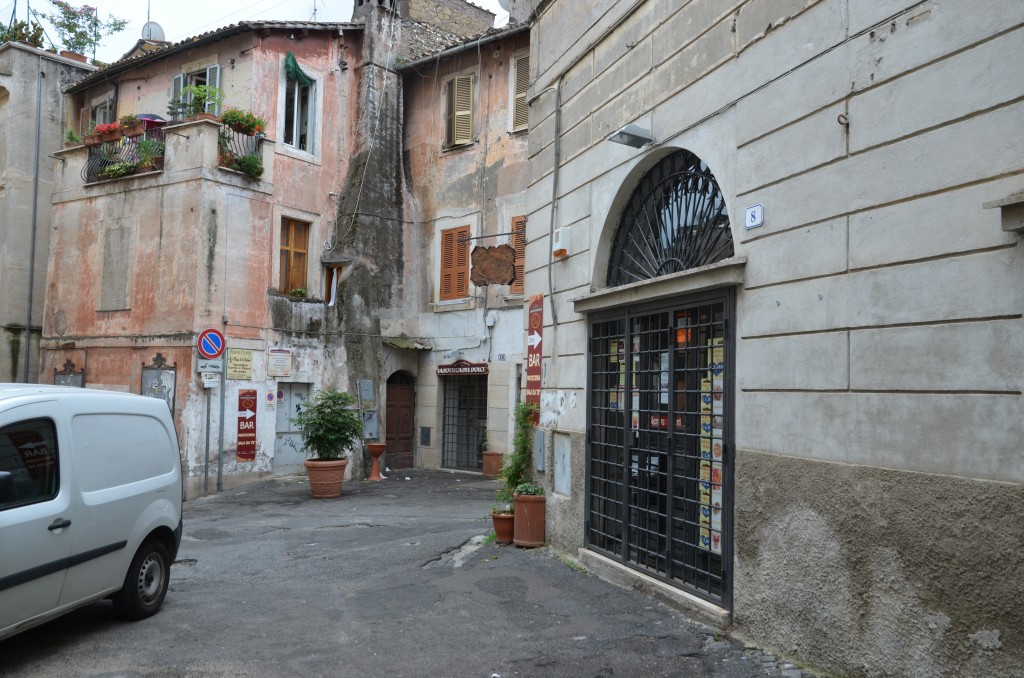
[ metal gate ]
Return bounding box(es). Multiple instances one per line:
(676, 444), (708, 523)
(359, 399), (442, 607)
(587, 292), (733, 607)
(441, 375), (487, 470)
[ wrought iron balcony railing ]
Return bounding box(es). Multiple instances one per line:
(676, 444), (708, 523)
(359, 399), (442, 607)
(218, 127), (264, 181)
(82, 128), (166, 184)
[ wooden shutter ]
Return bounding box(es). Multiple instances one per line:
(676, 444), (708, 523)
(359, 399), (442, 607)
(446, 75), (473, 146)
(440, 225), (470, 300)
(512, 55), (530, 131)
(79, 105), (92, 136)
(280, 219), (310, 292)
(205, 64), (221, 114)
(510, 216), (526, 294)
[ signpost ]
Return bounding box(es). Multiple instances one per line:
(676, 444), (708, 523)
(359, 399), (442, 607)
(196, 327), (227, 493)
(526, 294), (543, 422)
(237, 389), (257, 461)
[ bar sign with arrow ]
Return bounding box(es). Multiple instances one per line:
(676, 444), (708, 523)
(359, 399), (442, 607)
(237, 389), (258, 461)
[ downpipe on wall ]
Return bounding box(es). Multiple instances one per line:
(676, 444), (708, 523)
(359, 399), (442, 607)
(23, 59), (44, 383)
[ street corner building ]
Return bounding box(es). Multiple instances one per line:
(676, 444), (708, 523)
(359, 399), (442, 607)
(519, 0), (1024, 676)
(33, 0), (533, 496)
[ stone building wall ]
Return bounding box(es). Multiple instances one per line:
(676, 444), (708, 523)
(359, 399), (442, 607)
(0, 44), (92, 383)
(524, 1), (1024, 675)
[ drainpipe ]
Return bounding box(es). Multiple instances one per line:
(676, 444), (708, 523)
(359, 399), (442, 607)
(528, 81), (562, 358)
(23, 59), (44, 383)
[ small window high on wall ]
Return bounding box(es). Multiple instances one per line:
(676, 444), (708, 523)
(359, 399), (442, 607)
(284, 52), (315, 152)
(280, 218), (310, 294)
(511, 55), (530, 132)
(445, 75), (474, 147)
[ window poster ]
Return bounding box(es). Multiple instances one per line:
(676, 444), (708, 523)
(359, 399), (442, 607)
(660, 351), (669, 404)
(699, 338), (724, 553)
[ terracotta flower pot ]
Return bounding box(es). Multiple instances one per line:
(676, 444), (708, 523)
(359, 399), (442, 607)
(482, 450), (502, 479)
(491, 511), (514, 544)
(303, 458), (348, 499)
(512, 493), (545, 547)
(366, 443), (386, 481)
(123, 124), (145, 137)
(84, 134), (101, 147)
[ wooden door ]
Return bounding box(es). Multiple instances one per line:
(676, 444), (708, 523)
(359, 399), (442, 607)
(385, 377), (415, 469)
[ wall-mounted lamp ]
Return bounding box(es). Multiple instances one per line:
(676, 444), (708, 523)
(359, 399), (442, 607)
(608, 123), (654, 149)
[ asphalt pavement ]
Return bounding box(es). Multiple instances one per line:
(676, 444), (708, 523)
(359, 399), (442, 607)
(1, 469), (814, 677)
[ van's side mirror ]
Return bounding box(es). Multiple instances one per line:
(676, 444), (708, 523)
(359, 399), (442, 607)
(0, 471), (13, 504)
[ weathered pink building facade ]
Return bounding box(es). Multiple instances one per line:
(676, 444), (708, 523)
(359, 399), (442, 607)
(45, 22), (364, 496)
(394, 24), (531, 470)
(40, 1), (531, 494)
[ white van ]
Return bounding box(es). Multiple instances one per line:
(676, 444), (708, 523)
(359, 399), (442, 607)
(0, 385), (183, 641)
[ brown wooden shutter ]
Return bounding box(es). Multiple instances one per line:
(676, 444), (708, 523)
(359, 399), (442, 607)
(440, 225), (470, 300)
(280, 218), (310, 292)
(510, 216), (526, 294)
(513, 56), (530, 131)
(446, 75), (473, 146)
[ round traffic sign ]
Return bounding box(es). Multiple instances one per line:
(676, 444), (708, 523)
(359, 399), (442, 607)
(197, 328), (226, 359)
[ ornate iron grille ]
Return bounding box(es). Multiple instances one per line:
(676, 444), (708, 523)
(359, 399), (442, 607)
(587, 294), (732, 607)
(441, 375), (488, 470)
(607, 150), (732, 287)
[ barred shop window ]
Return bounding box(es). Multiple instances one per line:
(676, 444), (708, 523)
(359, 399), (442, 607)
(280, 218), (310, 293)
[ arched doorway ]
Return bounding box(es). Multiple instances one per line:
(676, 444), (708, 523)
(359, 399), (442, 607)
(385, 371), (415, 469)
(587, 149), (735, 608)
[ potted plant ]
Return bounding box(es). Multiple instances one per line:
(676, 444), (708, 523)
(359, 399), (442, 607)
(94, 121), (122, 143)
(481, 432), (502, 479)
(290, 388), (363, 499)
(64, 128), (83, 148)
(136, 138), (165, 171)
(491, 402), (537, 544)
(512, 482), (545, 547)
(119, 114), (144, 137)
(99, 161), (138, 180)
(180, 84), (223, 120)
(220, 107), (268, 136)
(228, 152), (264, 181)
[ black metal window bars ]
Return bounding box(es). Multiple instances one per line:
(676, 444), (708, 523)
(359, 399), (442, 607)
(588, 298), (732, 607)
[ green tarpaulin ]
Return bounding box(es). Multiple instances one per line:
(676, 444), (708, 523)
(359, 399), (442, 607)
(285, 51), (314, 86)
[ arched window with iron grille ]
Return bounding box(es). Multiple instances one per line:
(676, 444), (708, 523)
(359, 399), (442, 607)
(607, 150), (732, 287)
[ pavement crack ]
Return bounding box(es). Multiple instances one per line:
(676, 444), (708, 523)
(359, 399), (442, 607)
(421, 535), (487, 569)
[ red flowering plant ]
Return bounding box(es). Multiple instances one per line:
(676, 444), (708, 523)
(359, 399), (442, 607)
(220, 108), (268, 137)
(93, 122), (120, 135)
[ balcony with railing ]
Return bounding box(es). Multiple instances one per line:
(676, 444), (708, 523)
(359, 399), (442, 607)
(54, 118), (274, 194)
(81, 128), (167, 183)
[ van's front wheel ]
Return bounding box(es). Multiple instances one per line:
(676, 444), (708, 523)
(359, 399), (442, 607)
(113, 540), (170, 620)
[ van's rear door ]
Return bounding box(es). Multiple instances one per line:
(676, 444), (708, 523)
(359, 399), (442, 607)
(0, 404), (73, 636)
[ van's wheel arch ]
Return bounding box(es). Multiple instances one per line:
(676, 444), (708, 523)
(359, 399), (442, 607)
(112, 539), (171, 620)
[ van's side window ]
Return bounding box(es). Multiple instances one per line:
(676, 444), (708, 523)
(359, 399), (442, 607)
(0, 419), (59, 510)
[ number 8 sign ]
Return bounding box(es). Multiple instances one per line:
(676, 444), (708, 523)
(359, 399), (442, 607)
(744, 204), (764, 230)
